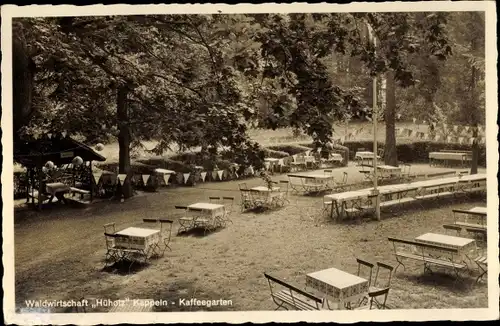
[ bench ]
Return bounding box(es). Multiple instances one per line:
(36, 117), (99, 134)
(70, 187), (91, 199)
(426, 171), (457, 179)
(388, 237), (466, 278)
(264, 273), (323, 310)
(440, 150), (473, 155)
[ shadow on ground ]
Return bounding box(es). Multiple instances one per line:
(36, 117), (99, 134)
(101, 259), (150, 275)
(402, 271), (480, 293)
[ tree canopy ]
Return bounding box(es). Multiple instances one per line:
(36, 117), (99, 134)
(13, 11), (485, 194)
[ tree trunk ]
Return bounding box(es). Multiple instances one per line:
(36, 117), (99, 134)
(384, 71), (398, 166)
(470, 125), (479, 174)
(117, 85), (133, 198)
(13, 31), (35, 135)
(469, 37), (479, 175)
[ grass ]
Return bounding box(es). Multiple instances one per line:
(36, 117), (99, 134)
(14, 163), (488, 311)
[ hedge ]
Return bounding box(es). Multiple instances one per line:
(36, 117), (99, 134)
(262, 148), (290, 158)
(266, 144), (312, 155)
(340, 140), (486, 166)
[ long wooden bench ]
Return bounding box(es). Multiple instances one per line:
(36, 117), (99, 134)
(388, 237), (466, 278)
(264, 273), (323, 310)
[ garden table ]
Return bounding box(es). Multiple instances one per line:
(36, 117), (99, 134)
(415, 233), (476, 266)
(45, 182), (71, 204)
(429, 151), (472, 167)
(354, 151), (381, 166)
(288, 173), (335, 194)
(187, 202), (226, 229)
(306, 267), (369, 310)
(114, 227), (162, 262)
(264, 158), (280, 173)
(250, 186), (281, 208)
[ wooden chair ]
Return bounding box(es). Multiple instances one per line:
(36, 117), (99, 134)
(104, 232), (120, 267)
(377, 148), (385, 159)
(103, 222), (116, 234)
(356, 258), (374, 307)
(159, 219), (174, 253)
(443, 224), (462, 236)
(334, 172), (349, 192)
(220, 196), (235, 226)
(240, 189), (254, 212)
(356, 258), (374, 287)
(369, 262), (394, 309)
(277, 180), (290, 206)
(355, 288), (390, 310)
(208, 196), (221, 204)
(175, 205), (193, 235)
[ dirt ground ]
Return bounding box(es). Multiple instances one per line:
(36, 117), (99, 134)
(14, 163), (488, 312)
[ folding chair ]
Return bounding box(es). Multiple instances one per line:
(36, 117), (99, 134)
(209, 196), (221, 204)
(377, 148), (385, 160)
(159, 219), (173, 254)
(220, 196), (235, 226)
(240, 189), (254, 212)
(103, 222), (116, 234)
(175, 205), (194, 235)
(443, 224), (462, 236)
(399, 163), (412, 182)
(104, 232), (121, 267)
(369, 262), (394, 309)
(276, 180), (290, 206)
(356, 258), (374, 306)
(474, 255), (487, 283)
(355, 288), (390, 310)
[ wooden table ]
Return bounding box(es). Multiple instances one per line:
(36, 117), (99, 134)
(355, 151), (381, 166)
(429, 151), (472, 167)
(288, 173), (335, 194)
(114, 227), (162, 262)
(45, 182), (71, 204)
(188, 202), (225, 227)
(324, 173), (486, 220)
(306, 268), (369, 310)
(250, 186), (281, 207)
(264, 158), (280, 172)
(415, 233), (476, 264)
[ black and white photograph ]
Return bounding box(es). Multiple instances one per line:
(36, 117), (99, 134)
(2, 2), (498, 324)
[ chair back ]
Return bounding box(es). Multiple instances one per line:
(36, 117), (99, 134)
(104, 232), (117, 249)
(342, 172), (348, 184)
(377, 148), (384, 158)
(208, 196), (221, 203)
(279, 180), (289, 192)
(356, 258), (374, 287)
(222, 196), (234, 213)
(238, 183), (248, 190)
(143, 218), (158, 224)
(324, 169), (333, 176)
(368, 287), (390, 309)
(443, 224), (462, 235)
(175, 205), (188, 210)
(103, 222), (116, 234)
(373, 262), (394, 289)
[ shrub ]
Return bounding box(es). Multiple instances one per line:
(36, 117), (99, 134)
(262, 148), (290, 158)
(136, 157), (193, 173)
(266, 144), (312, 155)
(338, 140), (485, 166)
(96, 161), (158, 174)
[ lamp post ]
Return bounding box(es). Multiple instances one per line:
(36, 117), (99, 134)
(367, 22), (381, 221)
